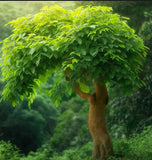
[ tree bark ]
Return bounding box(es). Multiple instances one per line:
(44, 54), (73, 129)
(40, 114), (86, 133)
(73, 79), (113, 160)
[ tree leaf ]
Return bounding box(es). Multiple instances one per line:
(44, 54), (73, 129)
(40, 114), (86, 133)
(29, 48), (35, 55)
(43, 46), (48, 52)
(89, 48), (98, 57)
(77, 38), (82, 45)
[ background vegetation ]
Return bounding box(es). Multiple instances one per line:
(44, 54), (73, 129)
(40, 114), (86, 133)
(0, 1), (152, 160)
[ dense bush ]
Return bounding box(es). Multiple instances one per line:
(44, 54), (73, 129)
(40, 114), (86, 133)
(112, 126), (152, 160)
(0, 140), (21, 160)
(20, 151), (49, 160)
(49, 126), (152, 160)
(50, 142), (93, 160)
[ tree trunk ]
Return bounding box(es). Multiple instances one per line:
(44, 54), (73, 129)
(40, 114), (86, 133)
(73, 80), (113, 160)
(88, 94), (113, 159)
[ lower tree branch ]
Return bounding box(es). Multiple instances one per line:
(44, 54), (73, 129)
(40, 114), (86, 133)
(64, 69), (92, 102)
(73, 83), (92, 102)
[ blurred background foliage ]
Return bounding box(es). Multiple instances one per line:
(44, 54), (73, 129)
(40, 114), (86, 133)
(0, 1), (152, 160)
(0, 95), (59, 154)
(75, 1), (152, 33)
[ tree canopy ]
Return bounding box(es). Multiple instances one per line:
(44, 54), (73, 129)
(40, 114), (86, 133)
(0, 5), (147, 106)
(75, 1), (152, 32)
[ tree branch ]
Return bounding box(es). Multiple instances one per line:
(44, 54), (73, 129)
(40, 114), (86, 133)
(73, 83), (92, 102)
(64, 69), (92, 102)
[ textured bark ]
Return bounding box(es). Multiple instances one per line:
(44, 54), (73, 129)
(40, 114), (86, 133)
(73, 79), (113, 160)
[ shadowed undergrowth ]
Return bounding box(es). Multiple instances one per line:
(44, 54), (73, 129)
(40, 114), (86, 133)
(0, 126), (151, 160)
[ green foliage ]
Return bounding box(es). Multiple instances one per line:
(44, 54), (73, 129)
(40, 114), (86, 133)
(74, 1), (152, 32)
(0, 1), (75, 42)
(0, 140), (21, 160)
(1, 124), (151, 160)
(106, 73), (152, 139)
(20, 151), (49, 160)
(111, 126), (152, 160)
(50, 126), (152, 160)
(108, 1), (152, 32)
(42, 96), (91, 153)
(1, 103), (45, 154)
(0, 5), (147, 106)
(106, 12), (152, 139)
(0, 94), (59, 154)
(23, 126), (151, 160)
(50, 142), (93, 160)
(128, 126), (152, 159)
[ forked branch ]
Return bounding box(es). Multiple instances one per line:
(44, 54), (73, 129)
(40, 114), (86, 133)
(73, 83), (92, 102)
(64, 70), (92, 102)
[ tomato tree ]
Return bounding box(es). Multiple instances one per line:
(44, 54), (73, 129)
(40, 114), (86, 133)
(0, 5), (147, 159)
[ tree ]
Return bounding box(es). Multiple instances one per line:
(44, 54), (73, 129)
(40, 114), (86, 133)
(0, 5), (147, 160)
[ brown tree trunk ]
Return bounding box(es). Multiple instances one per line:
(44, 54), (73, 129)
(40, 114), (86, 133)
(73, 79), (113, 160)
(88, 85), (113, 159)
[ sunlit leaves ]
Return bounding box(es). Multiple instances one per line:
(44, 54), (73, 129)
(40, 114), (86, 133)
(78, 81), (90, 93)
(0, 5), (147, 106)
